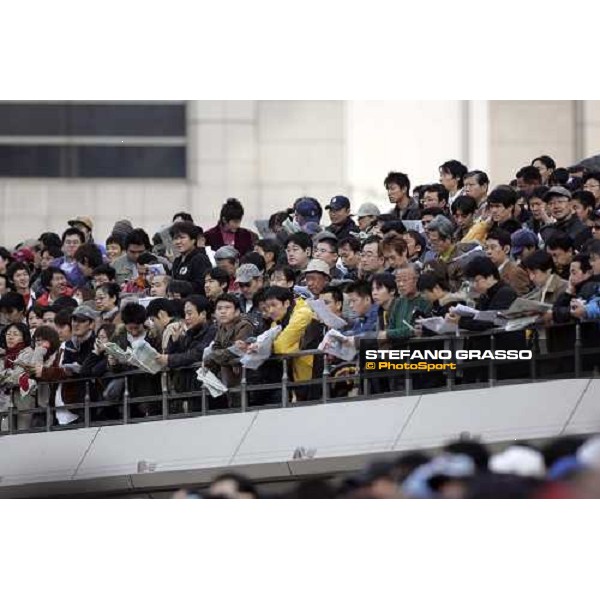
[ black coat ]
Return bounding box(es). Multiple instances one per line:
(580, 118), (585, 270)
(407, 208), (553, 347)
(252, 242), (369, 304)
(172, 247), (212, 294)
(326, 218), (359, 241)
(167, 322), (216, 392)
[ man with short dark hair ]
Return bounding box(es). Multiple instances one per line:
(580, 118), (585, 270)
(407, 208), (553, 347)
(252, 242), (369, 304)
(463, 170), (490, 218)
(338, 237), (361, 280)
(204, 293), (255, 398)
(422, 184), (449, 213)
(92, 264), (117, 287)
(204, 267), (229, 302)
(360, 237), (385, 281)
(582, 172), (600, 208)
(51, 227), (87, 288)
(385, 171), (420, 220)
(516, 165), (542, 196)
(485, 229), (531, 296)
(545, 233), (574, 280)
(37, 266), (73, 306)
(112, 228), (151, 285)
(313, 237), (343, 279)
(525, 186), (552, 234)
(146, 298), (182, 352)
(285, 232), (312, 284)
(439, 160), (468, 207)
(170, 221), (211, 295)
(0, 291), (27, 325)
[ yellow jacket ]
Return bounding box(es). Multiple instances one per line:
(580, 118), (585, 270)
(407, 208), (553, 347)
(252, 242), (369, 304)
(461, 218), (491, 244)
(272, 297), (314, 382)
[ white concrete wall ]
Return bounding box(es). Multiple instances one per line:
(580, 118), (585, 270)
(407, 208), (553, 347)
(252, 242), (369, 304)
(488, 100), (576, 185)
(345, 101), (466, 214)
(582, 101), (600, 158)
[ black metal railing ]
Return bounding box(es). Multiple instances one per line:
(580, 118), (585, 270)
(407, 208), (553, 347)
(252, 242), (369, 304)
(1, 320), (599, 435)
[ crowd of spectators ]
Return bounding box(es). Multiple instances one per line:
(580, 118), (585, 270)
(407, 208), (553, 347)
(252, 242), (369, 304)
(2, 157), (600, 429)
(175, 433), (600, 499)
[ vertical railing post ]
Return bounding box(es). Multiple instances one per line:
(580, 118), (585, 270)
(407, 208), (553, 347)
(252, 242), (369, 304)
(575, 322), (582, 378)
(321, 354), (330, 403)
(240, 365), (248, 412)
(8, 389), (15, 434)
(84, 380), (91, 427)
(44, 383), (52, 431)
(529, 328), (537, 381)
(161, 371), (169, 419)
(445, 337), (455, 391)
(281, 358), (289, 407)
(122, 376), (130, 424)
(404, 360), (412, 396)
(488, 333), (496, 387)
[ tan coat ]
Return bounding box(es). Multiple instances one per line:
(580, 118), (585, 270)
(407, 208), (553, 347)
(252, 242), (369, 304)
(499, 261), (531, 297)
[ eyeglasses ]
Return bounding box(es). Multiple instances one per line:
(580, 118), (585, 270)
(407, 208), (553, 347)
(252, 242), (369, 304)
(592, 224), (600, 230)
(584, 184), (600, 190)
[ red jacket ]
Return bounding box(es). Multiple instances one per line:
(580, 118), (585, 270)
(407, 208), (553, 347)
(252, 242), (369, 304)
(204, 224), (257, 257)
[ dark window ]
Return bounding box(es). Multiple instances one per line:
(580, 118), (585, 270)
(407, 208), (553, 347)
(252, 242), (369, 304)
(0, 103), (185, 137)
(0, 145), (63, 177)
(0, 102), (187, 178)
(77, 146), (186, 178)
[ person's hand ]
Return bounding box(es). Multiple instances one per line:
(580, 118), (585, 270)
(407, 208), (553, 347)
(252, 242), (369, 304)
(34, 365), (44, 379)
(94, 338), (105, 355)
(247, 342), (259, 354)
(413, 323), (424, 337)
(234, 340), (249, 352)
(541, 310), (554, 326)
(570, 299), (586, 319)
(107, 355), (117, 368)
(156, 354), (169, 367)
(445, 311), (460, 324)
(171, 322), (184, 341)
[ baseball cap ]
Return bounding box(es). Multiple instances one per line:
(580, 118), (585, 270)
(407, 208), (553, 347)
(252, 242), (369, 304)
(295, 197), (321, 221)
(577, 435), (600, 469)
(214, 246), (240, 260)
(543, 186), (572, 202)
(235, 263), (262, 283)
(325, 195), (351, 211)
(68, 216), (94, 231)
(402, 454), (476, 498)
(313, 230), (338, 244)
(71, 304), (98, 322)
(511, 229), (538, 256)
(303, 258), (331, 278)
(489, 446), (546, 478)
(547, 455), (583, 481)
(356, 202), (381, 218)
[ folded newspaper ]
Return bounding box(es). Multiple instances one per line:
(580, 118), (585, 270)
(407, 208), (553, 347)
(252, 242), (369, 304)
(450, 304), (505, 326)
(103, 341), (163, 374)
(195, 367), (228, 398)
(318, 329), (357, 361)
(499, 298), (553, 318)
(306, 298), (347, 330)
(416, 316), (458, 335)
(226, 325), (282, 370)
